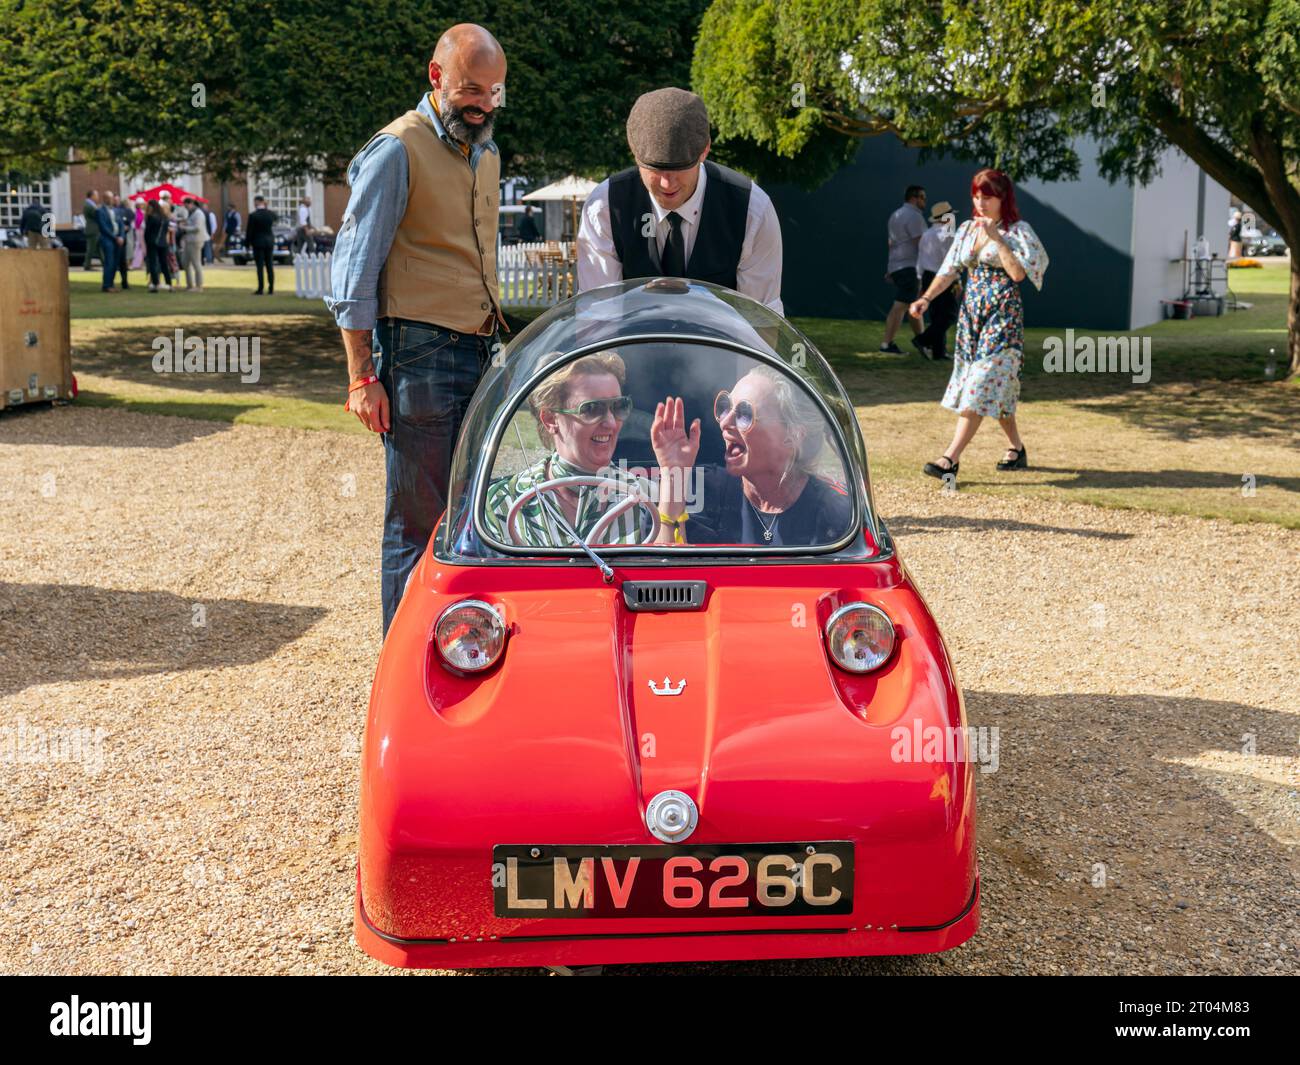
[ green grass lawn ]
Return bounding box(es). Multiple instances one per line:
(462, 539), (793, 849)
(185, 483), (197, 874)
(58, 259), (1300, 527)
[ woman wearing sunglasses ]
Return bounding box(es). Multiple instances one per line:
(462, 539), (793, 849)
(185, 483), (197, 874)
(909, 168), (1049, 483)
(484, 351), (651, 546)
(650, 366), (850, 546)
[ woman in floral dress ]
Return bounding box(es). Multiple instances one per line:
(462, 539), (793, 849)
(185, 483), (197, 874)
(908, 168), (1048, 484)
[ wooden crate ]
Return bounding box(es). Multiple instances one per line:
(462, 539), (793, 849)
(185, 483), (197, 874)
(0, 248), (72, 411)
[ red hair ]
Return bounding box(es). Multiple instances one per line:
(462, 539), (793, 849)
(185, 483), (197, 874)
(971, 168), (1020, 225)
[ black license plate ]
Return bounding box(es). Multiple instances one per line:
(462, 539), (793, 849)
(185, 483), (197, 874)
(493, 842), (854, 918)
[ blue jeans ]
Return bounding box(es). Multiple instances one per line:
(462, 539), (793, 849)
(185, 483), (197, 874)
(373, 318), (495, 635)
(100, 238), (119, 289)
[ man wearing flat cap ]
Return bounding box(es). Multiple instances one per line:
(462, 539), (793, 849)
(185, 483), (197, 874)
(577, 87), (784, 312)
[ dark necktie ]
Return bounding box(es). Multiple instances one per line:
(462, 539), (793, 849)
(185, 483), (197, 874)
(661, 211), (686, 277)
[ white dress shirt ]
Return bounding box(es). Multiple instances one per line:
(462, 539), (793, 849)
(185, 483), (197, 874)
(577, 163), (784, 314)
(917, 222), (954, 275)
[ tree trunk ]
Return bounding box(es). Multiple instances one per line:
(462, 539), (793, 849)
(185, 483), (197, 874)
(1290, 256), (1300, 379)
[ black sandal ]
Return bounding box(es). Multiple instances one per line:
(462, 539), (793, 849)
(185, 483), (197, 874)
(923, 454), (959, 480)
(997, 446), (1027, 471)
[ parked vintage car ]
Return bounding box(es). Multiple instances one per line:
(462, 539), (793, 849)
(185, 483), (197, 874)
(354, 278), (980, 970)
(226, 222), (334, 264)
(1240, 224), (1288, 257)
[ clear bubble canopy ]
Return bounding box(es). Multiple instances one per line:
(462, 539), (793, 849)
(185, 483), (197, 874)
(439, 279), (883, 561)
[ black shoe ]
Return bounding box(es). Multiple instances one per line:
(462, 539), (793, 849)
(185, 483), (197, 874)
(252, 290), (263, 295)
(879, 342), (904, 354)
(923, 455), (959, 480)
(910, 336), (935, 359)
(996, 446), (1028, 471)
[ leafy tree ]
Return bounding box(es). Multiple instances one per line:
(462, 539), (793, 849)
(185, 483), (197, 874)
(693, 0), (1300, 375)
(0, 0), (707, 183)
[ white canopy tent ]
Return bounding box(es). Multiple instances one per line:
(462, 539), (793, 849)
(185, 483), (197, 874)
(522, 175), (598, 240)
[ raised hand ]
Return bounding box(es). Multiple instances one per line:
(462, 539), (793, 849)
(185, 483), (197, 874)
(650, 395), (701, 473)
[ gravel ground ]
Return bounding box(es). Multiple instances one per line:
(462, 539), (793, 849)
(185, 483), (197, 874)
(1, 404), (1296, 976)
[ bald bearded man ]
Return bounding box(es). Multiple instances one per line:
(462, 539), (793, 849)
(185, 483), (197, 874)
(326, 24), (507, 635)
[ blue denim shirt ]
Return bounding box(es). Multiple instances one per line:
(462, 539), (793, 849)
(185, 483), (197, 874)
(326, 93), (498, 331)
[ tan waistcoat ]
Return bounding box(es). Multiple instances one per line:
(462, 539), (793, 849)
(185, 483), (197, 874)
(370, 109), (501, 333)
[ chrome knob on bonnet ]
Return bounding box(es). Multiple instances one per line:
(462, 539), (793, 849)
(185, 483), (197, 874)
(645, 790), (698, 843)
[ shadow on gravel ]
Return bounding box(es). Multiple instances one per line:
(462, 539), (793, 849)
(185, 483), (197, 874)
(0, 401), (231, 447)
(1024, 466), (1300, 495)
(962, 690), (1299, 975)
(0, 582), (326, 698)
(886, 514), (1134, 540)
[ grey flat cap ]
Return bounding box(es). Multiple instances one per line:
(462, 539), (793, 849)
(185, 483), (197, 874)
(626, 88), (711, 171)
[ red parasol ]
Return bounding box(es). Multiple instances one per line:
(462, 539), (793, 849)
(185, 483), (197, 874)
(134, 183), (208, 203)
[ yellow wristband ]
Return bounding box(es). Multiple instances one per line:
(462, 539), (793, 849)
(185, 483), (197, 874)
(658, 511), (688, 544)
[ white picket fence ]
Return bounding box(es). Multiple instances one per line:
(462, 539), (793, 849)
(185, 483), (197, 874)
(294, 251), (332, 299)
(497, 240), (574, 266)
(294, 245), (576, 308)
(498, 240), (576, 307)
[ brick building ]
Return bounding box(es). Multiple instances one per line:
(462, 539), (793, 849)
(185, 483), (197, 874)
(2, 155), (349, 239)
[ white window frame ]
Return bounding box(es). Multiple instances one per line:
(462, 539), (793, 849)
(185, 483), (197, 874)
(1, 175), (54, 230)
(248, 170), (325, 226)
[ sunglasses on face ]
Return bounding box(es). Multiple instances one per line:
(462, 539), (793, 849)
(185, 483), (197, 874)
(553, 396), (633, 423)
(714, 391), (755, 431)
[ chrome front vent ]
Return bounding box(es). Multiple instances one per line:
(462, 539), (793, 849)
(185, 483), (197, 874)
(622, 580), (707, 612)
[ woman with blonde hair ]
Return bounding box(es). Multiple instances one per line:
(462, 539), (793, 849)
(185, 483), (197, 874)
(485, 351), (657, 546)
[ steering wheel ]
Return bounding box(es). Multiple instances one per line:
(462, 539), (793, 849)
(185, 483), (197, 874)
(505, 475), (661, 547)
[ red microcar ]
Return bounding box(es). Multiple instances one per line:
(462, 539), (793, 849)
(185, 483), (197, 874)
(355, 278), (979, 970)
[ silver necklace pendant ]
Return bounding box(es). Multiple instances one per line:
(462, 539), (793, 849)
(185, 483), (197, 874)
(762, 529), (773, 541)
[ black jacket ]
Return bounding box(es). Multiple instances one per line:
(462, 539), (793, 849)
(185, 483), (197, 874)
(144, 212), (168, 248)
(21, 204), (45, 234)
(688, 467), (853, 547)
(245, 208), (278, 248)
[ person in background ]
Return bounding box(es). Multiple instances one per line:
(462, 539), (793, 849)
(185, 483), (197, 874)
(1227, 208), (1243, 260)
(180, 196), (208, 290)
(112, 193), (133, 290)
(913, 200), (958, 361)
(294, 195), (316, 253)
(246, 195), (278, 295)
(204, 205), (218, 264)
(82, 190), (101, 270)
(911, 168), (1049, 484)
(144, 200), (175, 292)
(223, 204), (242, 259)
(21, 201), (49, 249)
(880, 185), (927, 354)
(95, 193), (123, 292)
(516, 204), (540, 242)
(129, 198), (146, 269)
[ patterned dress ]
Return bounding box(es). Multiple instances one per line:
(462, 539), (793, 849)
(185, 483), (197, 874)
(482, 453), (655, 547)
(937, 219), (1049, 418)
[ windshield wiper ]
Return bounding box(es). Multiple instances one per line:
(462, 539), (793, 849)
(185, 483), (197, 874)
(534, 488), (618, 584)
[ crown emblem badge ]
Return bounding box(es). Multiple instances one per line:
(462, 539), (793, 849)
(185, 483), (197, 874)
(648, 677), (686, 697)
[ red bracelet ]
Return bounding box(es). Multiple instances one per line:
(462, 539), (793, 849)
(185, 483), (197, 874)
(343, 375), (379, 410)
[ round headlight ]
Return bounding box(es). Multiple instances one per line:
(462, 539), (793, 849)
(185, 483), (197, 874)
(825, 602), (895, 673)
(435, 599), (506, 673)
